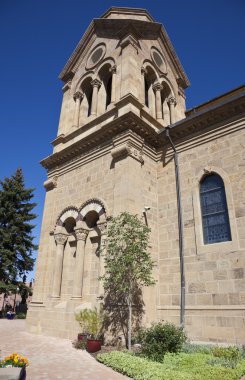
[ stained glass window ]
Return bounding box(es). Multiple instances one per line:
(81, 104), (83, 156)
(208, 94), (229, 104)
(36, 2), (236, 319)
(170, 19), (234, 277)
(200, 174), (231, 244)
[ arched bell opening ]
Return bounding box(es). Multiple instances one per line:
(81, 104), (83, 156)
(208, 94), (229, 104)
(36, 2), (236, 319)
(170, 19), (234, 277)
(144, 66), (157, 116)
(80, 76), (93, 119)
(98, 63), (112, 114)
(161, 82), (172, 126)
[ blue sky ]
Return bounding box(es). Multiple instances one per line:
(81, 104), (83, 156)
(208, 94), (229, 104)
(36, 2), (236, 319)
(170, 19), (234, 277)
(0, 0), (244, 280)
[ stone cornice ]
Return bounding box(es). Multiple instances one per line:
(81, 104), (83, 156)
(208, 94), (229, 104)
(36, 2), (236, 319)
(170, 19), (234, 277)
(59, 14), (190, 88)
(42, 91), (245, 171)
(159, 90), (245, 144)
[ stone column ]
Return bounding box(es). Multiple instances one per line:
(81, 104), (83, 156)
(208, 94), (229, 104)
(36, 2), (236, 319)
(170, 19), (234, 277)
(90, 79), (101, 116)
(109, 65), (117, 104)
(119, 35), (139, 99)
(153, 83), (163, 120)
(73, 90), (84, 128)
(168, 97), (177, 124)
(72, 226), (89, 298)
(97, 222), (107, 298)
(52, 233), (68, 298)
(141, 67), (147, 104)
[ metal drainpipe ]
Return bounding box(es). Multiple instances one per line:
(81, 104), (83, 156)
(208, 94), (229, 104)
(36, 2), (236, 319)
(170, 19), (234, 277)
(165, 127), (185, 329)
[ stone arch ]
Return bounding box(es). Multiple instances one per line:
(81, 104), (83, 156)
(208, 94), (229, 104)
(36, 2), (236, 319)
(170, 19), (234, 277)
(96, 58), (115, 113)
(56, 206), (79, 227)
(79, 198), (107, 221)
(142, 62), (158, 116)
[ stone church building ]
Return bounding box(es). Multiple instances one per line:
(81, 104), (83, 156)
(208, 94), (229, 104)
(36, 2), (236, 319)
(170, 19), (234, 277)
(27, 7), (245, 344)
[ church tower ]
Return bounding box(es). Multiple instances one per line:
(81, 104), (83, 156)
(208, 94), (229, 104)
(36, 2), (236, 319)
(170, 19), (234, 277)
(27, 7), (189, 338)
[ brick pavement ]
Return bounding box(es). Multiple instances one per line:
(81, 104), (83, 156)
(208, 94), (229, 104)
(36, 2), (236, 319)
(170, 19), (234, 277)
(0, 320), (130, 380)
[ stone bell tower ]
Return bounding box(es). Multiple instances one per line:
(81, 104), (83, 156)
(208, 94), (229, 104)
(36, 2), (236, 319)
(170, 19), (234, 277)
(27, 7), (189, 339)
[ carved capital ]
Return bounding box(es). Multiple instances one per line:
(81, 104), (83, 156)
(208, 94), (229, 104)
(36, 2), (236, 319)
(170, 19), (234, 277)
(109, 65), (117, 74)
(168, 96), (177, 106)
(73, 90), (84, 101)
(152, 82), (163, 92)
(91, 79), (102, 88)
(54, 233), (68, 246)
(74, 227), (89, 241)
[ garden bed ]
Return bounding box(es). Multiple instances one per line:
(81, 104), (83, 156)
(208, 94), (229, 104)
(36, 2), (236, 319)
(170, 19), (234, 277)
(97, 349), (245, 380)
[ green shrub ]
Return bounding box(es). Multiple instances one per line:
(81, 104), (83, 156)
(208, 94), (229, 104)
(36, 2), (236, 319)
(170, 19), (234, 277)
(182, 342), (212, 354)
(212, 346), (239, 360)
(97, 350), (245, 380)
(14, 313), (26, 319)
(140, 322), (186, 362)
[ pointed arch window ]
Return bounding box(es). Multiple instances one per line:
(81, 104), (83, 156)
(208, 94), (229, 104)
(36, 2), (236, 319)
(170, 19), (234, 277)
(200, 174), (231, 244)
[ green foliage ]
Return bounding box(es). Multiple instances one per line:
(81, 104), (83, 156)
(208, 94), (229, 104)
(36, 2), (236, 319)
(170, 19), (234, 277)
(76, 308), (104, 339)
(14, 313), (26, 319)
(102, 212), (155, 296)
(212, 346), (239, 360)
(74, 340), (87, 350)
(101, 212), (155, 348)
(139, 322), (187, 362)
(97, 350), (245, 380)
(182, 343), (212, 354)
(0, 168), (37, 285)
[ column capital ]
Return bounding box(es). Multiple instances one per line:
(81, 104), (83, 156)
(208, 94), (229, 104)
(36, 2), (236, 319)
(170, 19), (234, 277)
(109, 65), (117, 74)
(168, 96), (177, 106)
(152, 82), (163, 92)
(73, 90), (84, 101)
(74, 227), (89, 241)
(54, 233), (68, 246)
(91, 79), (102, 88)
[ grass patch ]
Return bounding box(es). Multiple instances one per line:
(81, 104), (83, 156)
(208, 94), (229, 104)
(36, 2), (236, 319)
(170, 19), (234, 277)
(97, 350), (245, 380)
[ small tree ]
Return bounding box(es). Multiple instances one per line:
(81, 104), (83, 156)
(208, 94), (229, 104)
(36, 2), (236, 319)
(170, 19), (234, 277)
(101, 212), (155, 350)
(0, 168), (37, 287)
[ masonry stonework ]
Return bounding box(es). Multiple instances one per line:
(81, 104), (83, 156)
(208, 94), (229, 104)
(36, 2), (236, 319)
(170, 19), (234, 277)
(27, 7), (245, 343)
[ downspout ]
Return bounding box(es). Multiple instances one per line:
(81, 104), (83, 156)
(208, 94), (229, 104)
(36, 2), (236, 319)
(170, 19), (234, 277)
(165, 127), (185, 329)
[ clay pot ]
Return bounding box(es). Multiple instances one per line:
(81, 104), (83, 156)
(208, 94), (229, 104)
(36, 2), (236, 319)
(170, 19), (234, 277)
(86, 339), (102, 353)
(78, 333), (87, 342)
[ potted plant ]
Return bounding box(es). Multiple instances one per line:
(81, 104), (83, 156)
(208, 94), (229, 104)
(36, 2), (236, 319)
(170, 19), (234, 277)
(84, 308), (104, 353)
(0, 352), (28, 379)
(75, 308), (90, 342)
(6, 311), (15, 320)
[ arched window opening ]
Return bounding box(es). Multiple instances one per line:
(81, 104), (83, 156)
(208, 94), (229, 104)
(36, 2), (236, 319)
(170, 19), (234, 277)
(84, 210), (99, 228)
(144, 77), (150, 107)
(81, 77), (93, 118)
(144, 66), (157, 115)
(63, 217), (76, 234)
(98, 63), (112, 112)
(106, 76), (112, 108)
(200, 174), (231, 244)
(161, 82), (171, 125)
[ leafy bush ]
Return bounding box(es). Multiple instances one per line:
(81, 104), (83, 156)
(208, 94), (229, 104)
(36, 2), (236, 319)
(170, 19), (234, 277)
(212, 346), (239, 360)
(73, 340), (86, 350)
(14, 313), (26, 319)
(140, 322), (187, 362)
(97, 350), (245, 380)
(182, 342), (212, 354)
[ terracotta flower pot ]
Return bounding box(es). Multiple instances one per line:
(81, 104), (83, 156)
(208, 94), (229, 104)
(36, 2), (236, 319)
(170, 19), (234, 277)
(86, 339), (102, 353)
(78, 333), (87, 342)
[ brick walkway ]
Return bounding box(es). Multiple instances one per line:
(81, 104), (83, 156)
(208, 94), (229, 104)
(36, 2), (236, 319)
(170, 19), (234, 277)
(0, 320), (130, 380)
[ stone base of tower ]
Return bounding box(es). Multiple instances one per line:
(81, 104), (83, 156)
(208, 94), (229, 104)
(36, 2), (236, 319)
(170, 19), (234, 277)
(26, 299), (99, 340)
